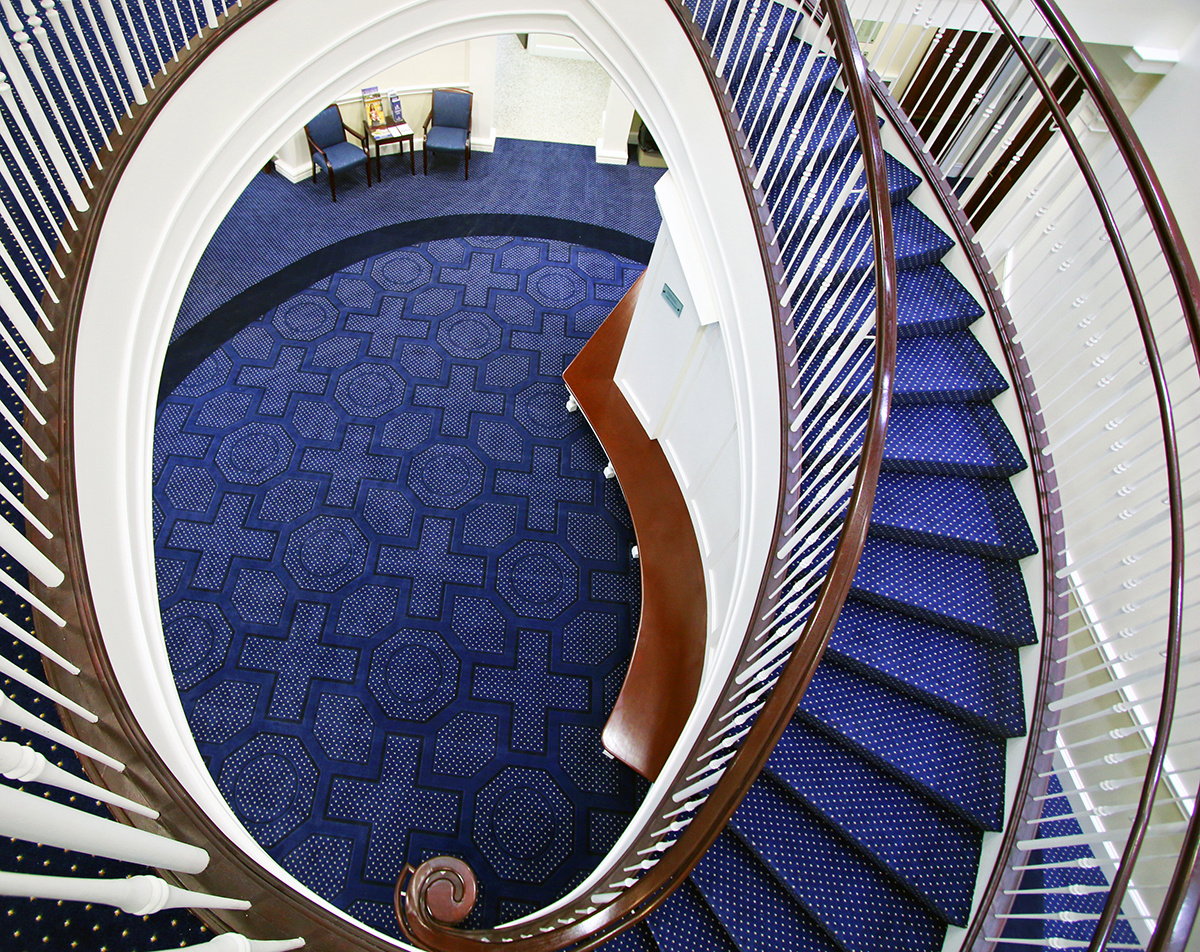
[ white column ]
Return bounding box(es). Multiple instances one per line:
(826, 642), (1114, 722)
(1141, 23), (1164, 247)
(0, 783), (208, 872)
(0, 871), (247, 914)
(272, 128), (314, 183)
(596, 79), (634, 165)
(468, 35), (497, 153)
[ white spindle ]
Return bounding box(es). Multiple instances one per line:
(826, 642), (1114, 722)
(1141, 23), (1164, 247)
(0, 740), (156, 816)
(96, 0), (147, 104)
(0, 871), (245, 912)
(0, 783), (208, 871)
(41, 1), (113, 150)
(56, 0), (122, 130)
(0, 651), (91, 719)
(200, 0), (216, 29)
(0, 38), (87, 209)
(154, 937), (305, 952)
(12, 22), (94, 181)
(0, 271), (54, 362)
(0, 693), (122, 767)
(0, 73), (74, 231)
(27, 10), (102, 166)
(0, 513), (62, 586)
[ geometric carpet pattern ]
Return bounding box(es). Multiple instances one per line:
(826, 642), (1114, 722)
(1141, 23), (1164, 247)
(153, 236), (646, 933)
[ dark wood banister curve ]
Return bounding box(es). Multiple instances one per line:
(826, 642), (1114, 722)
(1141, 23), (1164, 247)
(561, 274), (707, 783)
(15, 0), (898, 948)
(25, 3), (418, 949)
(396, 0), (897, 947)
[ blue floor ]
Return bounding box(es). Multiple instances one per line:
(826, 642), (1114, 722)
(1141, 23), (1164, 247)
(155, 235), (649, 932)
(177, 138), (665, 340)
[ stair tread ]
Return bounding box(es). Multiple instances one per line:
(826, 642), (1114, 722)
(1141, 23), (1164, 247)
(799, 330), (1010, 407)
(789, 202), (956, 286)
(692, 832), (841, 952)
(648, 879), (739, 952)
(767, 718), (982, 926)
(793, 263), (985, 354)
(828, 599), (1026, 736)
(852, 536), (1037, 646)
(798, 663), (1007, 829)
(732, 775), (947, 952)
(872, 471), (1038, 560)
(882, 402), (1029, 477)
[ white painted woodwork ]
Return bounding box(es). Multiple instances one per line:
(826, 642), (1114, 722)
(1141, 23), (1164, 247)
(72, 0), (779, 927)
(595, 78), (634, 164)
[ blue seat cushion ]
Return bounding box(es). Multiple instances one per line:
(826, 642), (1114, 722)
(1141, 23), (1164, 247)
(314, 140), (367, 173)
(307, 105), (344, 149)
(426, 125), (469, 153)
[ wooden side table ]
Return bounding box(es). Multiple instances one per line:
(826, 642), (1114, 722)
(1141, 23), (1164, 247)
(370, 126), (416, 179)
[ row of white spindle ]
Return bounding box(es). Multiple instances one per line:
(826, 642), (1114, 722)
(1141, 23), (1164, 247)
(843, 0), (1199, 946)
(584, 0), (889, 916)
(0, 0), (310, 947)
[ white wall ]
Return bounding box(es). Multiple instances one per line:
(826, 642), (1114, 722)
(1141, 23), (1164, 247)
(274, 37), (497, 182)
(1056, 0), (1200, 51)
(615, 175), (741, 662)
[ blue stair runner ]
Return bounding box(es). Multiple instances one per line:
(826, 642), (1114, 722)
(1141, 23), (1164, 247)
(601, 6), (1051, 952)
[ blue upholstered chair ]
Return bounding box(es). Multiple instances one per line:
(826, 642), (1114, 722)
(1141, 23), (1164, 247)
(304, 104), (371, 202)
(423, 88), (473, 180)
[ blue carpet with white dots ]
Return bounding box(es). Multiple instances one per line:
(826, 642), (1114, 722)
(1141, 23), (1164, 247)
(154, 235), (648, 932)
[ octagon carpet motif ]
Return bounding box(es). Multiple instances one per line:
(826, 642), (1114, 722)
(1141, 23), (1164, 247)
(153, 236), (647, 933)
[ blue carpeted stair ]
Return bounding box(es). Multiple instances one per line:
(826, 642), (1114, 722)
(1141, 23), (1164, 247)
(602, 5), (1048, 952)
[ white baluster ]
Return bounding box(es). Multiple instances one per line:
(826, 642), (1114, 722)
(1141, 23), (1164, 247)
(0, 693), (121, 767)
(96, 0), (147, 104)
(0, 513), (61, 586)
(0, 740), (156, 816)
(56, 0), (121, 130)
(132, 0), (165, 72)
(12, 21), (94, 181)
(0, 73), (74, 234)
(110, 0), (153, 89)
(0, 34), (88, 208)
(0, 270), (55, 361)
(0, 871), (246, 912)
(200, 0), (217, 29)
(0, 784), (208, 871)
(0, 651), (91, 719)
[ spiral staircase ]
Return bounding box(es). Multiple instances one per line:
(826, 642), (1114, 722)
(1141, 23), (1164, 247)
(0, 1), (1196, 951)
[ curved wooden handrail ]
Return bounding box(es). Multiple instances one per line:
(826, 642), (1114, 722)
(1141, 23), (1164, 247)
(561, 274), (707, 781)
(22, 3), (408, 949)
(397, 0), (897, 946)
(860, 50), (1073, 952)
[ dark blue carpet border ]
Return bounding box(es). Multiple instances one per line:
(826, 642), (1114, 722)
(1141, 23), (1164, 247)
(161, 215), (655, 401)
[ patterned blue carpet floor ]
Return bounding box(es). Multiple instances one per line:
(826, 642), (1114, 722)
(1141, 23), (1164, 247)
(154, 235), (649, 933)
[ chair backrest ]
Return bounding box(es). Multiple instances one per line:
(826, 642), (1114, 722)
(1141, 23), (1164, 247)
(306, 105), (345, 150)
(432, 89), (472, 131)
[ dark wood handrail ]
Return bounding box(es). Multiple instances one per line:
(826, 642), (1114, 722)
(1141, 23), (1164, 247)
(561, 275), (707, 782)
(397, 0), (897, 947)
(972, 6), (1189, 949)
